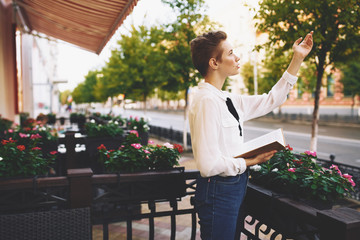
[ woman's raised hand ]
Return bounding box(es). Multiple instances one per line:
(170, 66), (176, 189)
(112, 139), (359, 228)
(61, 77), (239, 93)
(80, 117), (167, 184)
(293, 31), (314, 60)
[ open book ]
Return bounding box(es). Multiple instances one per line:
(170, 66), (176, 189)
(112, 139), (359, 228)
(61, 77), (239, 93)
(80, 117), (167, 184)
(235, 128), (286, 158)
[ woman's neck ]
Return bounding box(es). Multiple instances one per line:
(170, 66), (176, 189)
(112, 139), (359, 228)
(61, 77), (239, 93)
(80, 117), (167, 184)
(204, 73), (225, 90)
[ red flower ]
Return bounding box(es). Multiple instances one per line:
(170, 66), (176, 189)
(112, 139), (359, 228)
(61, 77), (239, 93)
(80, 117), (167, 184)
(1, 139), (9, 145)
(292, 159), (303, 165)
(173, 144), (183, 153)
(17, 145), (25, 151)
(50, 151), (58, 155)
(286, 144), (293, 151)
(32, 147), (42, 151)
(97, 144), (106, 150)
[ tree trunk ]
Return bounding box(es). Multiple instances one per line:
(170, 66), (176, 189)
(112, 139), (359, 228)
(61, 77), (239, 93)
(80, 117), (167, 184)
(143, 94), (147, 116)
(310, 65), (325, 151)
(351, 95), (355, 117)
(183, 88), (189, 150)
(109, 97), (113, 114)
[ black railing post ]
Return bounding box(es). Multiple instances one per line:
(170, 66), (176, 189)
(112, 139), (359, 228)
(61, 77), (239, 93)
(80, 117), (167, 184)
(170, 199), (177, 240)
(67, 168), (93, 209)
(65, 132), (77, 169)
(190, 196), (197, 240)
(148, 200), (155, 240)
(127, 205), (132, 240)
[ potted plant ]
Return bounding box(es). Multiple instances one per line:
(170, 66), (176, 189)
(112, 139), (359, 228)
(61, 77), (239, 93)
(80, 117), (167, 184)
(19, 112), (29, 127)
(4, 123), (59, 165)
(96, 131), (185, 201)
(0, 136), (58, 178)
(126, 116), (150, 145)
(69, 113), (78, 124)
(249, 145), (356, 208)
(0, 115), (13, 139)
(84, 119), (125, 171)
(97, 131), (182, 173)
(46, 113), (56, 125)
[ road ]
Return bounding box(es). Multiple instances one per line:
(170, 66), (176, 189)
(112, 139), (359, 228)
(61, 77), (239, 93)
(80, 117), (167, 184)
(97, 107), (360, 168)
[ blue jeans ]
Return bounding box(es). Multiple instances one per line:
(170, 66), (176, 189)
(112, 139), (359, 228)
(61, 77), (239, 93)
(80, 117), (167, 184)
(195, 171), (249, 240)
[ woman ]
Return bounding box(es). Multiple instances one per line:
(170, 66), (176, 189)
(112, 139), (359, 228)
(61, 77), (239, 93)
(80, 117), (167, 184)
(189, 30), (313, 239)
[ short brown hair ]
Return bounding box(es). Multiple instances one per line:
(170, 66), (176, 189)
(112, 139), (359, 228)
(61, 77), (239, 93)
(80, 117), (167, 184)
(190, 31), (227, 77)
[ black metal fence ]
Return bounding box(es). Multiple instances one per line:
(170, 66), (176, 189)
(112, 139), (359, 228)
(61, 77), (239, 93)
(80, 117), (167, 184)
(263, 111), (360, 125)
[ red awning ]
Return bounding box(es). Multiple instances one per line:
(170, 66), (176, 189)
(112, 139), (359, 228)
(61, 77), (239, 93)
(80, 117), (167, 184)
(12, 0), (139, 54)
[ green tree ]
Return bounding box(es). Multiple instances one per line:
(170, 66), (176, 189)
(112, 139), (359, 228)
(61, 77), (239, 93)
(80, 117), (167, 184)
(260, 50), (292, 94)
(72, 70), (98, 104)
(113, 25), (167, 113)
(255, 0), (360, 151)
(59, 90), (71, 105)
(161, 0), (218, 148)
(240, 61), (255, 94)
(340, 61), (360, 115)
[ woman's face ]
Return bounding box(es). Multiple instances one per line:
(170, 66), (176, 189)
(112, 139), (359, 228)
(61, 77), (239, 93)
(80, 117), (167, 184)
(217, 40), (240, 77)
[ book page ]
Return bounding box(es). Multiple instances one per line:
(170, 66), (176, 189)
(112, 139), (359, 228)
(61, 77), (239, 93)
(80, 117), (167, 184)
(235, 128), (286, 158)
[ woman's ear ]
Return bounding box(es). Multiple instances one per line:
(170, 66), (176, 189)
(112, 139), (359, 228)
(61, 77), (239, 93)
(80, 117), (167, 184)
(209, 57), (218, 70)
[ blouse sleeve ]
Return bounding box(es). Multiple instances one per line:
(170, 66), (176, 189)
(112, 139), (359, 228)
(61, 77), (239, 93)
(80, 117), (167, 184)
(234, 71), (297, 121)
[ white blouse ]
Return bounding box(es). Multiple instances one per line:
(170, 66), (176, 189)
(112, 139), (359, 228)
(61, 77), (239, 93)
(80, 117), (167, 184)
(189, 71), (297, 177)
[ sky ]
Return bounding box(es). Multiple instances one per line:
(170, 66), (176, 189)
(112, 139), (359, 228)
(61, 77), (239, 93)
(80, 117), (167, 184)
(56, 0), (257, 91)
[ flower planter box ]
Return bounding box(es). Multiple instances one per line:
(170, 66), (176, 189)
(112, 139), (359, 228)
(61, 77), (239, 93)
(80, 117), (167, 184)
(243, 182), (360, 240)
(91, 167), (187, 225)
(93, 167), (187, 202)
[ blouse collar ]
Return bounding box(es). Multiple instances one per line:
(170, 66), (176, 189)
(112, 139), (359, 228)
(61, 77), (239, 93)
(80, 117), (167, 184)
(198, 82), (229, 101)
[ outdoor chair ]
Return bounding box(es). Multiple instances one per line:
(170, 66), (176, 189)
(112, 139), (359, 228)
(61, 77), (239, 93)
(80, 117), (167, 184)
(0, 207), (91, 240)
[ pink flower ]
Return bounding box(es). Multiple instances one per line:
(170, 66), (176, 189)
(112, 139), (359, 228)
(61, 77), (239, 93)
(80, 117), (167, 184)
(129, 130), (139, 137)
(148, 140), (154, 144)
(131, 143), (142, 149)
(8, 129), (13, 133)
(163, 142), (174, 149)
(349, 179), (356, 187)
(288, 168), (296, 173)
(19, 133), (28, 138)
(135, 116), (139, 121)
(343, 173), (353, 180)
(30, 133), (42, 139)
(143, 149), (150, 154)
(343, 174), (356, 186)
(304, 150), (316, 157)
(330, 164), (342, 176)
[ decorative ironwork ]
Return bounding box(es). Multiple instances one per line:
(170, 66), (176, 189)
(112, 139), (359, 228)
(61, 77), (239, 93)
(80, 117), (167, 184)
(91, 169), (198, 240)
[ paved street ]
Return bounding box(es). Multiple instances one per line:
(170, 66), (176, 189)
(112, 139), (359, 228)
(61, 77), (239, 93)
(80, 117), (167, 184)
(93, 107), (360, 167)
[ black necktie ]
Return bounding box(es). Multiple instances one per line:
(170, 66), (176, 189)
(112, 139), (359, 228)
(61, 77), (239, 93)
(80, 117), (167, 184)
(225, 97), (242, 136)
